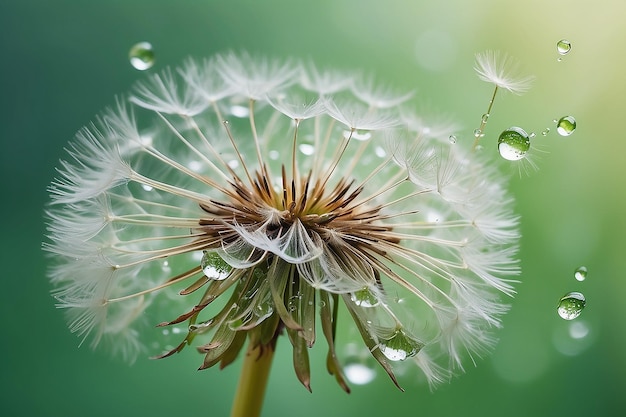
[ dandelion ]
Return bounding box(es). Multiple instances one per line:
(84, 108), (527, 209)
(472, 50), (535, 150)
(45, 52), (521, 417)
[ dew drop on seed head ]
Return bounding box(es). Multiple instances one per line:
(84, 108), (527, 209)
(350, 287), (380, 308)
(497, 126), (530, 161)
(378, 328), (422, 361)
(129, 42), (155, 70)
(200, 250), (230, 280)
(556, 116), (576, 136)
(557, 292), (586, 320)
(574, 266), (588, 282)
(557, 39), (572, 55)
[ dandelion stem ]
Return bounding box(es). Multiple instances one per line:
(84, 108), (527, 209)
(472, 85), (498, 151)
(230, 341), (276, 417)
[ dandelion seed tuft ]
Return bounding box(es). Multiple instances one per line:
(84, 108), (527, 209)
(45, 51), (521, 390)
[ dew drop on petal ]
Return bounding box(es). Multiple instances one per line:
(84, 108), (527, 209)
(498, 126), (530, 161)
(378, 328), (422, 361)
(557, 292), (586, 320)
(557, 39), (572, 55)
(574, 266), (588, 282)
(200, 250), (230, 280)
(129, 42), (155, 70)
(556, 116), (576, 136)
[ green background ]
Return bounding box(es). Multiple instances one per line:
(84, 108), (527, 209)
(1, 0), (625, 416)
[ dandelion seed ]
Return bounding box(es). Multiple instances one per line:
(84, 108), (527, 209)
(472, 51), (535, 150)
(45, 52), (521, 401)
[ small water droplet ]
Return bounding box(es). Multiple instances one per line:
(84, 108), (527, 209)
(529, 132), (536, 139)
(350, 287), (380, 308)
(378, 328), (422, 361)
(498, 126), (530, 161)
(254, 301), (274, 319)
(556, 116), (576, 136)
(473, 128), (483, 138)
(574, 266), (588, 282)
(200, 250), (231, 280)
(557, 291), (586, 320)
(299, 144), (315, 155)
(229, 105), (249, 118)
(557, 39), (572, 55)
(481, 113), (490, 123)
(129, 42), (155, 70)
(541, 128), (551, 136)
(448, 135), (457, 144)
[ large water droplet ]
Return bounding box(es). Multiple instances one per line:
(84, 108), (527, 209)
(200, 250), (231, 280)
(129, 42), (155, 70)
(378, 328), (422, 361)
(574, 266), (588, 282)
(557, 39), (572, 55)
(556, 116), (576, 136)
(344, 361), (376, 385)
(350, 287), (380, 308)
(557, 292), (586, 320)
(498, 126), (530, 161)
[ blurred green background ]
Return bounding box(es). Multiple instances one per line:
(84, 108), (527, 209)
(1, 0), (625, 416)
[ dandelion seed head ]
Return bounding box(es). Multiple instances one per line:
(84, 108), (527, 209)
(474, 50), (535, 95)
(45, 51), (521, 390)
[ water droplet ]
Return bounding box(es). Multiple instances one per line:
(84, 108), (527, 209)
(378, 327), (423, 361)
(129, 42), (155, 70)
(541, 128), (551, 136)
(481, 113), (490, 123)
(574, 266), (588, 282)
(529, 132), (536, 139)
(255, 301), (274, 319)
(299, 144), (315, 155)
(557, 39), (572, 55)
(498, 126), (530, 161)
(229, 105), (249, 118)
(473, 128), (483, 138)
(344, 362), (376, 385)
(448, 135), (457, 144)
(556, 116), (576, 136)
(350, 287), (380, 308)
(557, 292), (586, 320)
(200, 250), (231, 280)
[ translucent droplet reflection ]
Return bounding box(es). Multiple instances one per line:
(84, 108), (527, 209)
(129, 42), (155, 70)
(574, 266), (587, 282)
(557, 291), (586, 320)
(378, 327), (422, 361)
(556, 116), (576, 136)
(498, 126), (530, 161)
(557, 39), (572, 55)
(200, 250), (231, 280)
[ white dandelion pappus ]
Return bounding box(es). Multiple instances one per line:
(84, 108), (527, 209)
(45, 51), (521, 390)
(474, 50), (535, 95)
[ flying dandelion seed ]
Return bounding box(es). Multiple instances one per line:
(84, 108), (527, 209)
(44, 52), (523, 400)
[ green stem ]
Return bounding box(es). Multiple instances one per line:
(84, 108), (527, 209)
(230, 341), (276, 417)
